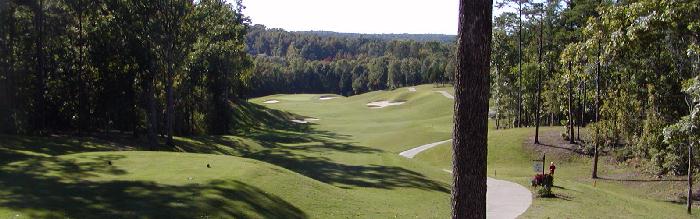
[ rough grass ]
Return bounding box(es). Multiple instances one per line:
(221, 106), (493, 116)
(415, 127), (700, 218)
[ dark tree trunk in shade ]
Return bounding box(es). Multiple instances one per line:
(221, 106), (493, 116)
(688, 138), (693, 214)
(146, 75), (159, 149)
(592, 32), (601, 179)
(517, 0), (522, 128)
(495, 65), (500, 130)
(568, 62), (575, 144)
(33, 0), (46, 134)
(535, 14), (543, 145)
(452, 0), (491, 218)
(577, 78), (581, 141)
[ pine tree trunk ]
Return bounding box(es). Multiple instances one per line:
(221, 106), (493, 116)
(165, 35), (175, 146)
(517, 0), (522, 128)
(582, 80), (587, 127)
(166, 69), (174, 146)
(495, 65), (500, 130)
(144, 14), (158, 149)
(452, 0), (491, 218)
(34, 0), (46, 133)
(688, 140), (693, 214)
(577, 79), (581, 141)
(568, 62), (575, 144)
(535, 15), (543, 145)
(146, 77), (158, 149)
(592, 34), (601, 179)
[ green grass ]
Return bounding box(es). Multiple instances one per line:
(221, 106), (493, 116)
(0, 84), (696, 218)
(415, 127), (700, 218)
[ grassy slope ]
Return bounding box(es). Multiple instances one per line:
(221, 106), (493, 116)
(0, 85), (456, 218)
(2, 84), (696, 218)
(257, 86), (456, 153)
(415, 126), (699, 218)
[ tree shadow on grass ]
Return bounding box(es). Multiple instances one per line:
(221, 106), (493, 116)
(597, 176), (685, 182)
(2, 154), (129, 182)
(247, 149), (449, 192)
(0, 157), (307, 218)
(175, 103), (450, 193)
(1, 101), (450, 202)
(0, 134), (139, 164)
(175, 129), (450, 193)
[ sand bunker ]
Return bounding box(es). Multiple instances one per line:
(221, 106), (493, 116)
(366, 101), (406, 109)
(263, 100), (280, 104)
(434, 91), (454, 99)
(290, 117), (320, 124)
(319, 95), (338, 100)
(408, 87), (417, 92)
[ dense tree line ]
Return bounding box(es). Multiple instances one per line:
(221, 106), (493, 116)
(245, 25), (456, 97)
(491, 0), (700, 177)
(0, 0), (252, 146)
(294, 31), (456, 43)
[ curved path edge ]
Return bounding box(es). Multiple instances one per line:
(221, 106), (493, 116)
(399, 139), (452, 158)
(400, 140), (532, 219)
(442, 169), (532, 219)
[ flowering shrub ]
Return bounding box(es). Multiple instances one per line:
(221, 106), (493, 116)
(531, 173), (555, 197)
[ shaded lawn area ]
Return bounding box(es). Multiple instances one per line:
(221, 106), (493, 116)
(0, 101), (450, 218)
(0, 153), (306, 218)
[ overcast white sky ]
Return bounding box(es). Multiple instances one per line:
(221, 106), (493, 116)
(240, 0), (515, 35)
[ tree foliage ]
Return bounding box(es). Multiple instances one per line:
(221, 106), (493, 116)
(0, 0), (252, 139)
(492, 0), (700, 175)
(245, 25), (455, 96)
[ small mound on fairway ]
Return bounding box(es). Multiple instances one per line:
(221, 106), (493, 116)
(263, 100), (280, 104)
(366, 101), (405, 109)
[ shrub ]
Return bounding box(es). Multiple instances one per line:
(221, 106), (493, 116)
(537, 186), (554, 198)
(561, 131), (570, 141)
(661, 118), (700, 175)
(532, 173), (554, 187)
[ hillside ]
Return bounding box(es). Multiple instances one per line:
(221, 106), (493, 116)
(2, 85), (697, 218)
(0, 85), (457, 218)
(294, 31), (456, 43)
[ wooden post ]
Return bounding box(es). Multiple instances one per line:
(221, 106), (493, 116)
(542, 153), (546, 176)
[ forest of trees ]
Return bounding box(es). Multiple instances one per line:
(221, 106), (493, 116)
(0, 0), (252, 146)
(245, 25), (456, 96)
(2, 0), (699, 180)
(491, 0), (700, 177)
(294, 31), (456, 43)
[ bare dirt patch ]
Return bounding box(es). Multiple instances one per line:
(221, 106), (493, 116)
(523, 129), (587, 162)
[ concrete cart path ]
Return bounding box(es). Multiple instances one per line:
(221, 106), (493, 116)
(442, 169), (533, 219)
(399, 139), (532, 219)
(398, 139), (452, 158)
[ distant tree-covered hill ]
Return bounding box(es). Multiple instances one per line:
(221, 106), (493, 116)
(294, 31), (456, 43)
(245, 24), (456, 97)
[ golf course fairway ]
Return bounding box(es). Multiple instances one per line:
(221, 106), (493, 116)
(0, 84), (696, 218)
